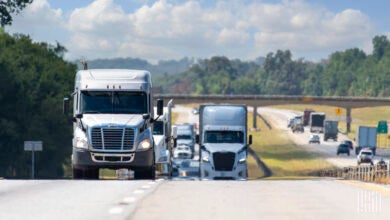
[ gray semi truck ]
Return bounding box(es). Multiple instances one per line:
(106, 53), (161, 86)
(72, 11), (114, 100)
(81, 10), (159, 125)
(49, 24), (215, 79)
(198, 104), (252, 180)
(63, 68), (163, 180)
(323, 120), (338, 141)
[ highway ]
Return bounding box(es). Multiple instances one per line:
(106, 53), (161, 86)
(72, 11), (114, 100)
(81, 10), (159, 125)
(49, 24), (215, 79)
(1, 106), (390, 219)
(132, 179), (390, 220)
(0, 179), (162, 220)
(257, 107), (390, 167)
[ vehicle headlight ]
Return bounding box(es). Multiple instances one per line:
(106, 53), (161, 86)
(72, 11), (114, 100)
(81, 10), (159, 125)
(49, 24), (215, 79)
(201, 150), (210, 163)
(238, 157), (246, 163)
(74, 127), (88, 149)
(237, 146), (247, 163)
(202, 157), (210, 162)
(138, 139), (152, 151)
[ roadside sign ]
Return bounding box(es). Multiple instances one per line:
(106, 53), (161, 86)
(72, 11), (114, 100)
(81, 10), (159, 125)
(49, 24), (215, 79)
(377, 121), (388, 134)
(24, 141), (43, 151)
(335, 108), (342, 115)
(24, 141), (43, 179)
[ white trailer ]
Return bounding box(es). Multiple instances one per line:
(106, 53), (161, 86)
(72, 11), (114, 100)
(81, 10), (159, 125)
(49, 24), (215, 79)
(355, 126), (377, 155)
(198, 104), (252, 180)
(63, 69), (163, 179)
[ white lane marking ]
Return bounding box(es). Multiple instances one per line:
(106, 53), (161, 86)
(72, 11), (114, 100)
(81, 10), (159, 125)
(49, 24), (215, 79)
(133, 189), (144, 194)
(122, 197), (136, 204)
(142, 185), (151, 189)
(148, 181), (156, 185)
(109, 207), (123, 215)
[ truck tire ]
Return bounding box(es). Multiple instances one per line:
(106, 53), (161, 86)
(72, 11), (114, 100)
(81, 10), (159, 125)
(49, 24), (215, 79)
(134, 166), (156, 180)
(73, 168), (83, 179)
(84, 168), (99, 179)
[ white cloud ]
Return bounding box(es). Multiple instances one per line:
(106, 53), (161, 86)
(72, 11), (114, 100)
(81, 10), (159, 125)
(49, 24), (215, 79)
(5, 0), (65, 44)
(5, 0), (380, 62)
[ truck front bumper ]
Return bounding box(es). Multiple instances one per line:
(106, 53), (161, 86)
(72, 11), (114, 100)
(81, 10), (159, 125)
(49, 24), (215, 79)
(200, 162), (247, 180)
(72, 148), (154, 170)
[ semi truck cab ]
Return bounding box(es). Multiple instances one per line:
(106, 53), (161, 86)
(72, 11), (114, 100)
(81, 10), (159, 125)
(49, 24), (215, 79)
(198, 105), (252, 180)
(63, 69), (163, 179)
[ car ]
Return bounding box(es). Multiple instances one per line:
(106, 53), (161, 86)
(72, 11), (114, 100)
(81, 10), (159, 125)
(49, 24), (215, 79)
(308, 134), (320, 144)
(173, 144), (193, 159)
(192, 107), (199, 115)
(292, 123), (304, 133)
(357, 149), (374, 165)
(337, 143), (350, 156)
(177, 159), (200, 180)
(341, 140), (353, 149)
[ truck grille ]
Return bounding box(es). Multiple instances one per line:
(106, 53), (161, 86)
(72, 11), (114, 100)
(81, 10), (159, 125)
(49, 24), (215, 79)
(213, 152), (235, 171)
(91, 127), (134, 151)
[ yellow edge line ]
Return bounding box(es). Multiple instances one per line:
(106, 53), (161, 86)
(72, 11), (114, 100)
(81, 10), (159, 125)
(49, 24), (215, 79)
(336, 179), (390, 196)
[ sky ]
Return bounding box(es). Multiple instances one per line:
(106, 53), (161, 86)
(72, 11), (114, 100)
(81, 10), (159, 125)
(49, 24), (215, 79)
(5, 0), (390, 63)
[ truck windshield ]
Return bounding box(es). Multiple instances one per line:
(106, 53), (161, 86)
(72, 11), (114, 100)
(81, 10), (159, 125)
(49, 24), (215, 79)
(177, 135), (192, 140)
(205, 131), (244, 143)
(153, 121), (164, 135)
(81, 91), (147, 114)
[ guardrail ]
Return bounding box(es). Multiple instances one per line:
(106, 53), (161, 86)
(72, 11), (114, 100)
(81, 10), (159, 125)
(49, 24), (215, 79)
(319, 163), (390, 184)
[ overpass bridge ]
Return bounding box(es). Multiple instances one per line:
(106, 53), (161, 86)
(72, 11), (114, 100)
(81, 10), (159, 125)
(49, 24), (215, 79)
(154, 94), (390, 133)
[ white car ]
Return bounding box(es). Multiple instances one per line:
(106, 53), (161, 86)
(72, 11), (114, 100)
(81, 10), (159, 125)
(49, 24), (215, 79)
(308, 134), (320, 144)
(357, 149), (374, 165)
(173, 145), (193, 159)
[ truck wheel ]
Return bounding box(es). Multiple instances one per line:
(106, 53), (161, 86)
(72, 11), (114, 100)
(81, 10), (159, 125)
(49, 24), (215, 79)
(135, 166), (156, 180)
(85, 168), (99, 179)
(73, 168), (83, 179)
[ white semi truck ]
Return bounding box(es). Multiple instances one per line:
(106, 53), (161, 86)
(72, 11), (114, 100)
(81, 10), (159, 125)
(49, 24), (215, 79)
(63, 68), (163, 179)
(198, 104), (252, 180)
(153, 99), (174, 176)
(355, 126), (377, 155)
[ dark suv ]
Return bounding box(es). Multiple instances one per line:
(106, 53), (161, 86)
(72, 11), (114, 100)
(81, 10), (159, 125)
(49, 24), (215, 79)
(341, 140), (353, 149)
(337, 143), (350, 156)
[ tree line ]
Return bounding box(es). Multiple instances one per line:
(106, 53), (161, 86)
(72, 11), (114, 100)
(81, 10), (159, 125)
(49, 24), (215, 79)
(154, 35), (390, 97)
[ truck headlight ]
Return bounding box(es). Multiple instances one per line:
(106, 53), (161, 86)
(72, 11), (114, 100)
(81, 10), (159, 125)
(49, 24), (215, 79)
(138, 139), (152, 151)
(238, 157), (246, 163)
(202, 157), (210, 162)
(74, 127), (88, 149)
(237, 146), (247, 164)
(76, 137), (88, 149)
(201, 150), (210, 162)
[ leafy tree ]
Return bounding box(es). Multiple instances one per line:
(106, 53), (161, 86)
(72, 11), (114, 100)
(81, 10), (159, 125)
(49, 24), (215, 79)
(0, 0), (32, 27)
(0, 31), (76, 178)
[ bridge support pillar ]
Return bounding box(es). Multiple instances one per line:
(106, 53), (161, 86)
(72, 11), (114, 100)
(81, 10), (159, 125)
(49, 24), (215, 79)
(253, 106), (257, 129)
(346, 107), (351, 133)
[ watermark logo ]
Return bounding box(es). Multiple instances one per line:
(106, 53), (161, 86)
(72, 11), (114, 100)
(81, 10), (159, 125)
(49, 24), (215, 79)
(357, 190), (382, 213)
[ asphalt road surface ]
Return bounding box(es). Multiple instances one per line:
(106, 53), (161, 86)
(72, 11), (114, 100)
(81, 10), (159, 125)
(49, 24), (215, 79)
(132, 179), (390, 220)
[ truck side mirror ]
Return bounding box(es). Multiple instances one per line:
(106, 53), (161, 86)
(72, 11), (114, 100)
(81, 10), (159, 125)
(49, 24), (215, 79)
(157, 99), (163, 116)
(196, 134), (200, 144)
(63, 97), (70, 115)
(172, 126), (178, 139)
(248, 135), (252, 145)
